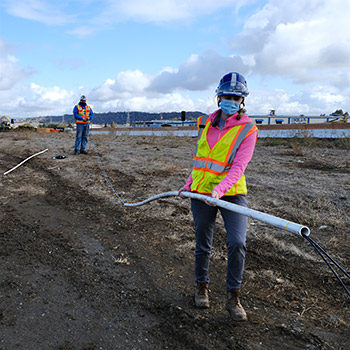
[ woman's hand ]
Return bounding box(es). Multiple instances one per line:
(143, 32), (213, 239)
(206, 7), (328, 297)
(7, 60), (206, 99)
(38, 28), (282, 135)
(211, 190), (219, 199)
(178, 187), (187, 199)
(204, 190), (219, 206)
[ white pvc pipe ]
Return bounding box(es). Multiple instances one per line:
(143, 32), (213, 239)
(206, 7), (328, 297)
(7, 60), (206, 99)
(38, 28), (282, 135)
(124, 190), (310, 237)
(3, 149), (48, 175)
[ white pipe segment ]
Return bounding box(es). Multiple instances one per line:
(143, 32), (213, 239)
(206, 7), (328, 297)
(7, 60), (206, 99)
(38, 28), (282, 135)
(3, 149), (49, 175)
(124, 190), (310, 237)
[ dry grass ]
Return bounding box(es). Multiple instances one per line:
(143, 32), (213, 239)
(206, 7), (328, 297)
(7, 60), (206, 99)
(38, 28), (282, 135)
(296, 159), (348, 171)
(271, 196), (347, 231)
(280, 143), (306, 157)
(258, 137), (350, 149)
(257, 232), (318, 261)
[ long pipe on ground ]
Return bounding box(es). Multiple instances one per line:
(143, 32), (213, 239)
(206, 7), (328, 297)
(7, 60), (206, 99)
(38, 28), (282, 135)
(124, 190), (310, 237)
(125, 191), (350, 296)
(91, 135), (350, 296)
(3, 149), (48, 175)
(92, 135), (350, 297)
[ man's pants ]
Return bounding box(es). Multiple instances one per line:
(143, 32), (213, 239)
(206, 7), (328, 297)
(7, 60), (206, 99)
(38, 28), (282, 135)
(191, 195), (248, 291)
(74, 123), (90, 151)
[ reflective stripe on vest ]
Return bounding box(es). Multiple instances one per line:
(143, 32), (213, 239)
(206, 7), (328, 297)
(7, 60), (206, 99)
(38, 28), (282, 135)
(191, 119), (258, 195)
(197, 115), (209, 140)
(75, 104), (91, 123)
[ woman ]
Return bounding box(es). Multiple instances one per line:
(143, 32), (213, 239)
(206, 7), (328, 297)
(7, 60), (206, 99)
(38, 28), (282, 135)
(179, 72), (258, 321)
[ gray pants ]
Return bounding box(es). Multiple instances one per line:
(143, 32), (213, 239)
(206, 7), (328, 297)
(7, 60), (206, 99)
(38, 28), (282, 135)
(191, 195), (248, 291)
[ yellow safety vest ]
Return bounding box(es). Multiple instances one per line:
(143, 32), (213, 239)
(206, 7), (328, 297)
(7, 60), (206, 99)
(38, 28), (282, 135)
(191, 115), (258, 196)
(75, 104), (91, 124)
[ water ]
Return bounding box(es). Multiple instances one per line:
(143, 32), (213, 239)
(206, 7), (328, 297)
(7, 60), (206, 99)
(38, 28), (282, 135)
(91, 128), (350, 138)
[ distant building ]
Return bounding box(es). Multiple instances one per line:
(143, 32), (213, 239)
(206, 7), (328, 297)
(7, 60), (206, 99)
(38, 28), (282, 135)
(1, 116), (10, 123)
(132, 120), (197, 127)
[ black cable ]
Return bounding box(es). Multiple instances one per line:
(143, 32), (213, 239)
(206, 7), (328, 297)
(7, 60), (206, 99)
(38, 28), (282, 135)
(306, 236), (350, 279)
(303, 234), (350, 297)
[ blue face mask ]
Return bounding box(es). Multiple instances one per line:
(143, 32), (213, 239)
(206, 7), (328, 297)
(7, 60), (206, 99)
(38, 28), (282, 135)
(220, 99), (240, 115)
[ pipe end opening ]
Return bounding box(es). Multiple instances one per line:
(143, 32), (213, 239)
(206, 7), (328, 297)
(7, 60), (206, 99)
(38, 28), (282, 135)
(301, 226), (310, 237)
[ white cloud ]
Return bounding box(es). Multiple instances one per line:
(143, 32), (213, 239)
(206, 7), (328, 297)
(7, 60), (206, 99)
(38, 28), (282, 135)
(247, 85), (348, 116)
(2, 0), (350, 118)
(248, 88), (311, 115)
(30, 83), (71, 101)
(100, 0), (247, 24)
(92, 51), (249, 100)
(318, 43), (350, 68)
(0, 83), (76, 117)
(226, 0), (350, 116)
(0, 39), (34, 90)
(297, 86), (349, 115)
(148, 50), (248, 93)
(4, 0), (252, 28)
(113, 70), (151, 92)
(4, 0), (252, 36)
(68, 0), (255, 37)
(103, 93), (195, 112)
(308, 86), (344, 104)
(91, 70), (151, 102)
(233, 0), (350, 85)
(0, 56), (33, 90)
(3, 0), (75, 26)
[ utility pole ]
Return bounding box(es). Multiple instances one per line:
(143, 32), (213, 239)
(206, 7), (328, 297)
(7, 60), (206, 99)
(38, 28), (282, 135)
(126, 112), (130, 126)
(181, 111), (186, 126)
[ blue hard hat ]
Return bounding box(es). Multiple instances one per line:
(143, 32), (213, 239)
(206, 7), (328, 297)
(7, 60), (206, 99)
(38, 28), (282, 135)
(215, 72), (249, 97)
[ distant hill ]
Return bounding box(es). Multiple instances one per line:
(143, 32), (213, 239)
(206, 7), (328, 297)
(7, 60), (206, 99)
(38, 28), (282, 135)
(29, 111), (207, 126)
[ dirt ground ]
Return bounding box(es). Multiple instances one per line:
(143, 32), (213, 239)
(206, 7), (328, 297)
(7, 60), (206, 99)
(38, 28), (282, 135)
(0, 130), (349, 350)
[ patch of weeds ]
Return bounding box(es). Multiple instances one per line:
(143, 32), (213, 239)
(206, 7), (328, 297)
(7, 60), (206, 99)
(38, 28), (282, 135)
(295, 158), (349, 172)
(17, 124), (36, 131)
(281, 143), (305, 157)
(258, 138), (289, 147)
(283, 196), (346, 231)
(135, 136), (161, 146)
(258, 137), (350, 149)
(333, 137), (350, 149)
(296, 159), (338, 171)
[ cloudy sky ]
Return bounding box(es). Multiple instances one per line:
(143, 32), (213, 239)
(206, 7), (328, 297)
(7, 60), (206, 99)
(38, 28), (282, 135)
(1, 0), (350, 119)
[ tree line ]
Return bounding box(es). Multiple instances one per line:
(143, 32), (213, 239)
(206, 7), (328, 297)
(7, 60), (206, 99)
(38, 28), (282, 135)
(38, 111), (205, 126)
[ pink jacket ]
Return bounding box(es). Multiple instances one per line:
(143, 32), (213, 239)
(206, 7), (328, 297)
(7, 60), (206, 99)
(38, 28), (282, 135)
(184, 109), (258, 198)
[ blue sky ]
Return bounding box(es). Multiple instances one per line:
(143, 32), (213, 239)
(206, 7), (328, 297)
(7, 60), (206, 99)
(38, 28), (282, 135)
(1, 0), (350, 119)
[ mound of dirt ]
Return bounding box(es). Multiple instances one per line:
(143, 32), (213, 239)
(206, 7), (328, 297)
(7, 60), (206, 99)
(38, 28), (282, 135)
(0, 131), (349, 350)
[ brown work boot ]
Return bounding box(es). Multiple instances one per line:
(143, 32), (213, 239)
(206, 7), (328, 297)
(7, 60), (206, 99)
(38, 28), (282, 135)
(194, 282), (210, 308)
(226, 289), (247, 321)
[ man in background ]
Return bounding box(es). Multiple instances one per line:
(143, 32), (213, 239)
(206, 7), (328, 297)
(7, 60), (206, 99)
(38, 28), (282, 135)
(73, 95), (94, 154)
